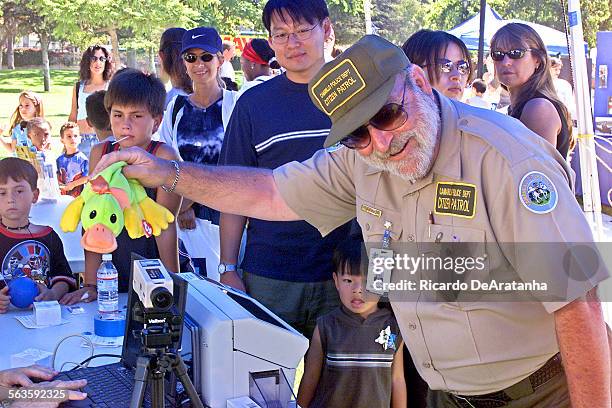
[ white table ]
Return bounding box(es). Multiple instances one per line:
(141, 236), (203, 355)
(30, 196), (85, 273)
(0, 294), (126, 370)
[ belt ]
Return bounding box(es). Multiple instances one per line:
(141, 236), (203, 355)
(450, 353), (563, 408)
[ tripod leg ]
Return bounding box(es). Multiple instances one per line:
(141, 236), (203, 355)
(173, 355), (205, 408)
(130, 356), (150, 408)
(151, 369), (166, 408)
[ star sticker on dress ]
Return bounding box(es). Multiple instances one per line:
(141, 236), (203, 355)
(374, 325), (397, 351)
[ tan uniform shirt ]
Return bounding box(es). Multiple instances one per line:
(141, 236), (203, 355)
(273, 93), (609, 395)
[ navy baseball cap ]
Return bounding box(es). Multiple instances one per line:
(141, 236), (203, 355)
(181, 27), (222, 55)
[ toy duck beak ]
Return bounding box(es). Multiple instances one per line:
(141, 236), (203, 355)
(81, 223), (118, 254)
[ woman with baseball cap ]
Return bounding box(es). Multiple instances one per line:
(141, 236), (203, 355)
(158, 26), (237, 230)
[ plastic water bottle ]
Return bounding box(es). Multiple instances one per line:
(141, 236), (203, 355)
(97, 254), (119, 319)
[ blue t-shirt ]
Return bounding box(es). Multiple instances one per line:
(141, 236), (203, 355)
(11, 125), (31, 148)
(56, 151), (89, 197)
(220, 73), (352, 282)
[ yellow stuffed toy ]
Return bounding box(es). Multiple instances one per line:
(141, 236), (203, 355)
(60, 161), (174, 254)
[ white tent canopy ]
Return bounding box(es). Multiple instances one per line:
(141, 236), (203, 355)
(448, 4), (580, 56)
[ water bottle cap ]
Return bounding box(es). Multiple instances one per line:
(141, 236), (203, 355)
(102, 254), (113, 261)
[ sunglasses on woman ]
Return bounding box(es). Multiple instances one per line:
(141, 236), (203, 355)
(490, 48), (533, 61)
(183, 53), (215, 63)
(90, 56), (108, 63)
(339, 81), (408, 149)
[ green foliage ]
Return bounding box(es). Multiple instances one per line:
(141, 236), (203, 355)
(195, 0), (266, 34)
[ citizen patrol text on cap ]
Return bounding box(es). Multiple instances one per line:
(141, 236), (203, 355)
(308, 35), (410, 148)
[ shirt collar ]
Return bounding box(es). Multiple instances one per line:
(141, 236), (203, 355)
(339, 304), (389, 324)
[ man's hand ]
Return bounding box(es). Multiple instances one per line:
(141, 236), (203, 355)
(0, 365), (56, 388)
(92, 147), (173, 188)
(178, 207), (196, 230)
(220, 271), (246, 292)
(0, 286), (10, 313)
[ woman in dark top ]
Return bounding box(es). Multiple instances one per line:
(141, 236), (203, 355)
(490, 23), (572, 159)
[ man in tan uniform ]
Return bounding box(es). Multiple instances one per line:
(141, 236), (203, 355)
(93, 36), (610, 407)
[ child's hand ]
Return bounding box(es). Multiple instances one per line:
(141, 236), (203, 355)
(59, 287), (96, 305)
(34, 283), (62, 302)
(0, 286), (10, 313)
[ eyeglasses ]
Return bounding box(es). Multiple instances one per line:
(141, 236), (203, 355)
(182, 53), (215, 63)
(339, 80), (408, 150)
(90, 56), (108, 63)
(436, 59), (470, 76)
(270, 23), (320, 45)
(490, 48), (533, 61)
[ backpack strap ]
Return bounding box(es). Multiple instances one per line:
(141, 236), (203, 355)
(146, 140), (164, 155)
(171, 95), (187, 128)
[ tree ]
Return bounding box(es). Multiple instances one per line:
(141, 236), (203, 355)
(1, 1), (33, 70)
(372, 0), (426, 44)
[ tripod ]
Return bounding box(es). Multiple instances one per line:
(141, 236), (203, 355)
(129, 301), (204, 408)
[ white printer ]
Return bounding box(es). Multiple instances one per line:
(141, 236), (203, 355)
(180, 274), (309, 408)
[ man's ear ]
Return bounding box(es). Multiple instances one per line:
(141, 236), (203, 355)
(32, 188), (39, 204)
(410, 65), (434, 96)
(322, 18), (332, 41)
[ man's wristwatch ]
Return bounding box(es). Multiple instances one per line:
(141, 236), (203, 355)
(218, 263), (237, 275)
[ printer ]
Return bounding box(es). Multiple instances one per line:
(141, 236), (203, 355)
(180, 274), (309, 408)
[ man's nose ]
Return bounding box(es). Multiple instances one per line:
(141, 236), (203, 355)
(369, 127), (394, 154)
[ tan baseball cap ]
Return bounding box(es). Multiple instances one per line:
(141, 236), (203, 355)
(309, 35), (410, 148)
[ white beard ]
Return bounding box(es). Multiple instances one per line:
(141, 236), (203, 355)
(358, 84), (440, 183)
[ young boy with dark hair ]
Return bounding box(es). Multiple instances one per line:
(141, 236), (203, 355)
(85, 90), (114, 142)
(0, 158), (77, 313)
(56, 122), (89, 197)
(60, 68), (182, 304)
(297, 234), (407, 407)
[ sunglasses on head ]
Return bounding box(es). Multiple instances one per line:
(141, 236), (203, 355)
(90, 56), (108, 63)
(339, 80), (408, 150)
(490, 48), (532, 61)
(183, 53), (215, 63)
(436, 59), (470, 76)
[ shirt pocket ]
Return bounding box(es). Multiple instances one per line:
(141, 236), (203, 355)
(356, 197), (403, 244)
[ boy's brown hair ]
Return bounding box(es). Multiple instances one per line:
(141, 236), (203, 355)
(104, 68), (166, 118)
(0, 158), (38, 191)
(60, 121), (79, 138)
(26, 117), (51, 133)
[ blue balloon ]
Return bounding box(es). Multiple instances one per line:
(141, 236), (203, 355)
(9, 277), (39, 309)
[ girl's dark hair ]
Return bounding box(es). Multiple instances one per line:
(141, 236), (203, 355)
(402, 29), (474, 85)
(262, 0), (329, 32)
(332, 234), (365, 277)
(159, 28), (193, 94)
(250, 39), (281, 69)
(104, 68), (166, 118)
(79, 44), (113, 81)
(490, 23), (572, 144)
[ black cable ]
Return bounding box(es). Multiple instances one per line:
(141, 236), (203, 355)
(71, 354), (123, 370)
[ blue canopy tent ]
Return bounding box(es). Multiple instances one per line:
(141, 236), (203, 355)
(448, 4), (583, 56)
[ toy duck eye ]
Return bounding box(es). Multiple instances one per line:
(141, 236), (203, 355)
(110, 214), (117, 224)
(89, 210), (97, 219)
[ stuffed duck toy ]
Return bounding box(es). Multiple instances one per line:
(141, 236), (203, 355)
(60, 161), (174, 254)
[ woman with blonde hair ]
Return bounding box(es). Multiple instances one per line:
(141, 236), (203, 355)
(490, 23), (572, 158)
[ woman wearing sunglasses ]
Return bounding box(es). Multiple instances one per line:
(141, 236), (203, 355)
(68, 44), (113, 156)
(158, 26), (237, 230)
(402, 29), (473, 100)
(490, 23), (572, 159)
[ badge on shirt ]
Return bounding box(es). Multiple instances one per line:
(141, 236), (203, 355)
(434, 182), (477, 218)
(518, 171), (558, 214)
(325, 142), (344, 153)
(375, 325), (397, 351)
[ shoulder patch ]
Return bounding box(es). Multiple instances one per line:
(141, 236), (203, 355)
(325, 142), (344, 153)
(518, 171), (558, 214)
